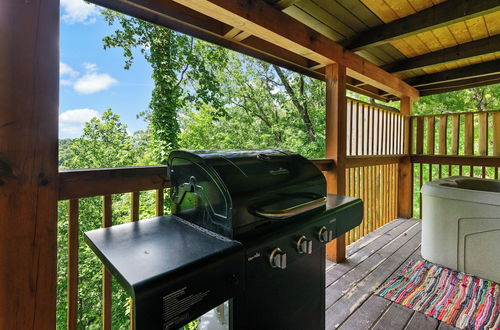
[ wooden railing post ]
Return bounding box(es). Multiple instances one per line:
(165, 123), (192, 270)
(325, 63), (347, 262)
(0, 0), (59, 328)
(398, 96), (413, 219)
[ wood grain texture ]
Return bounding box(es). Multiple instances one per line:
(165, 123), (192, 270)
(439, 115), (448, 155)
(325, 63), (347, 262)
(464, 113), (474, 155)
(478, 112), (488, 156)
(351, 0), (500, 50)
(494, 112), (500, 156)
(59, 166), (170, 200)
(168, 0), (419, 98)
(68, 200), (79, 330)
(398, 97), (413, 218)
(426, 116), (435, 155)
(102, 195), (112, 330)
(411, 155), (500, 167)
(0, 0), (59, 327)
(451, 115), (460, 155)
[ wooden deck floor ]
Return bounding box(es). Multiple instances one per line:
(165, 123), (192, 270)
(325, 218), (458, 330)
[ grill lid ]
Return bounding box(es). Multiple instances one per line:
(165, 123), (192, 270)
(168, 149), (326, 238)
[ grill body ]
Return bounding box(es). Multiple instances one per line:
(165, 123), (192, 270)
(168, 149), (326, 239)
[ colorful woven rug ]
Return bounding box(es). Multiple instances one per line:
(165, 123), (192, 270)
(376, 260), (500, 329)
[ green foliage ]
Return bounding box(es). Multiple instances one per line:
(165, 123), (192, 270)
(414, 85), (500, 115)
(179, 54), (327, 158)
(57, 110), (155, 329)
(102, 11), (228, 163)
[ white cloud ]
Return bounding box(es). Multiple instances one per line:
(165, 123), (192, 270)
(74, 72), (117, 94)
(60, 62), (117, 94)
(60, 0), (99, 24)
(59, 108), (100, 137)
(60, 62), (79, 77)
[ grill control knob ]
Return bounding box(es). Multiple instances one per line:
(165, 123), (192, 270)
(296, 236), (313, 254)
(318, 226), (334, 243)
(269, 248), (287, 269)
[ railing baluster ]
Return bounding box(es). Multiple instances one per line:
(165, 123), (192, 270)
(361, 103), (365, 156)
(451, 115), (460, 155)
(156, 189), (164, 216)
(494, 112), (500, 157)
(68, 199), (79, 330)
(130, 192), (140, 330)
(103, 195), (112, 330)
(478, 112), (488, 156)
(439, 115), (448, 155)
(416, 117), (424, 154)
(427, 116), (435, 155)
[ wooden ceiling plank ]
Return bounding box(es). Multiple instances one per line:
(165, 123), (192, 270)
(464, 16), (490, 40)
(406, 0), (436, 12)
(361, 0), (400, 22)
(483, 11), (500, 36)
(446, 20), (473, 44)
(170, 0), (418, 98)
(383, 0), (418, 18)
(314, 0), (368, 32)
(385, 34), (500, 73)
(336, 0), (384, 28)
(419, 75), (500, 96)
(297, 0), (356, 38)
(347, 0), (500, 51)
(406, 58), (500, 87)
(283, 5), (345, 41)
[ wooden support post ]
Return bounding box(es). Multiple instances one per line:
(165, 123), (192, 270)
(325, 63), (347, 262)
(398, 96), (413, 219)
(0, 0), (59, 328)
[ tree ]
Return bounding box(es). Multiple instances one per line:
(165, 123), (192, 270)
(102, 11), (228, 163)
(58, 109), (147, 329)
(180, 54), (327, 158)
(414, 85), (500, 115)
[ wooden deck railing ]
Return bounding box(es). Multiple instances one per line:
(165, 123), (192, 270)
(342, 99), (404, 245)
(59, 166), (169, 330)
(58, 105), (500, 329)
(58, 160), (335, 329)
(409, 110), (500, 217)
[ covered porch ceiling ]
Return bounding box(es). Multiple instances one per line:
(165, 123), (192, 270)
(89, 0), (500, 102)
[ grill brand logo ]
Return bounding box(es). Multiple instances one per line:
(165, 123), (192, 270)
(247, 252), (261, 261)
(269, 167), (289, 176)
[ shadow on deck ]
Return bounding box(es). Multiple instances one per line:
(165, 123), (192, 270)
(325, 218), (457, 330)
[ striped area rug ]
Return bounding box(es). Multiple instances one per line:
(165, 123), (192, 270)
(376, 260), (500, 329)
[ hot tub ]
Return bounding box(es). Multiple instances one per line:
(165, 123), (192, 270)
(421, 176), (500, 283)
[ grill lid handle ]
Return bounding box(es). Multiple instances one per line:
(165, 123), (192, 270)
(252, 196), (326, 220)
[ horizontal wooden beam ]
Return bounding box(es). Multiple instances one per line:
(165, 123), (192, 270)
(89, 0), (410, 101)
(169, 0), (419, 99)
(346, 155), (405, 168)
(411, 155), (500, 167)
(311, 158), (335, 171)
(89, 0), (326, 81)
(346, 0), (500, 51)
(406, 59), (500, 87)
(384, 35), (500, 73)
(419, 74), (500, 96)
(59, 166), (170, 200)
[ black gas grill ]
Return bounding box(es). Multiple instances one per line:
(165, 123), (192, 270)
(85, 150), (363, 330)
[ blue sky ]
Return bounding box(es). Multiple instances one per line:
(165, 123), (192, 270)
(59, 0), (153, 138)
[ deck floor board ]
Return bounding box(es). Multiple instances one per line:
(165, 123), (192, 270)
(325, 218), (458, 330)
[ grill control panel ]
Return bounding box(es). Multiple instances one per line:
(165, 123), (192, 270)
(318, 226), (334, 243)
(269, 247), (287, 269)
(296, 236), (313, 254)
